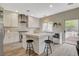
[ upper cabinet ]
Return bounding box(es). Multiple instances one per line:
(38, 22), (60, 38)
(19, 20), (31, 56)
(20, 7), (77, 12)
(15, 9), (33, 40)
(18, 14), (28, 28)
(18, 15), (40, 28)
(3, 10), (18, 27)
(3, 10), (40, 28)
(28, 16), (40, 28)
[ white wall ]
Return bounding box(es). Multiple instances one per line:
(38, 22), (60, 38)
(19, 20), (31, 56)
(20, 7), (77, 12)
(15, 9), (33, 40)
(40, 18), (64, 32)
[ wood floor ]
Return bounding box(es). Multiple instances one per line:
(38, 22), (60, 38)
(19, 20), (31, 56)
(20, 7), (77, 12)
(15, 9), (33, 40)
(4, 42), (38, 56)
(4, 42), (78, 56)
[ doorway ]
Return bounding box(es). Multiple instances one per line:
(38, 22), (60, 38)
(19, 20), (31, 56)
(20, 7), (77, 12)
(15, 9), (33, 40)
(65, 19), (79, 45)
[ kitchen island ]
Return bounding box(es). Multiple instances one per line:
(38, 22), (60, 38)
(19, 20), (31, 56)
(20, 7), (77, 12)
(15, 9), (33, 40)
(22, 32), (63, 55)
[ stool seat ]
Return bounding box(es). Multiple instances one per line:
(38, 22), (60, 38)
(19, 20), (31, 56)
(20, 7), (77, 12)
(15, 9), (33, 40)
(26, 40), (33, 43)
(44, 40), (51, 43)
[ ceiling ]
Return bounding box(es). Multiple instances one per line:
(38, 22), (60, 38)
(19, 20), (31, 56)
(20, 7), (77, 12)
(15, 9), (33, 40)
(0, 3), (79, 18)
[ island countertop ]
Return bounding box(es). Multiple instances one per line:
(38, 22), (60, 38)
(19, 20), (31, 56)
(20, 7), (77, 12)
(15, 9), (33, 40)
(22, 32), (54, 55)
(22, 32), (63, 55)
(24, 32), (54, 37)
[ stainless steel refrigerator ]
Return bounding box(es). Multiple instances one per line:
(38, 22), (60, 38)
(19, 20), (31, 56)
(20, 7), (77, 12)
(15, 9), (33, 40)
(0, 8), (5, 56)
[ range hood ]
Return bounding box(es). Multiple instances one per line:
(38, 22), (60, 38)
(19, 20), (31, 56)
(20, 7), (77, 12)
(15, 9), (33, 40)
(20, 21), (26, 23)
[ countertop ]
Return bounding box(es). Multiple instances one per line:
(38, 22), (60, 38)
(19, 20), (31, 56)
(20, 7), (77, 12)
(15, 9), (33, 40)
(25, 32), (54, 37)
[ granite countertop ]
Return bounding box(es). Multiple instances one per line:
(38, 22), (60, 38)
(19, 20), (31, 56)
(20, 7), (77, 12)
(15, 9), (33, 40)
(25, 32), (54, 37)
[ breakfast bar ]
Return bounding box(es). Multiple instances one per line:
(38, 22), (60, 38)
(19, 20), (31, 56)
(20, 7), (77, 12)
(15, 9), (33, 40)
(22, 32), (63, 55)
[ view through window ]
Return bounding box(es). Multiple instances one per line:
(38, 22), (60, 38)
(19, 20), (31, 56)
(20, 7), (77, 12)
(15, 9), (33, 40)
(65, 20), (78, 45)
(42, 22), (53, 32)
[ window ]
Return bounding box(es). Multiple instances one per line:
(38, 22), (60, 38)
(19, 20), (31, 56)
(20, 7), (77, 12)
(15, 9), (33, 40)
(42, 22), (53, 32)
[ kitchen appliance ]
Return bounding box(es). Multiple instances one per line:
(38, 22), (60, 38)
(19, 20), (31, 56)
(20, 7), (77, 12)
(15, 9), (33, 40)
(0, 7), (5, 56)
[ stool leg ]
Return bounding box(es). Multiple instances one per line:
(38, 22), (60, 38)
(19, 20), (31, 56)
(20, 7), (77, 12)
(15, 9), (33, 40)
(26, 43), (28, 54)
(44, 43), (46, 53)
(28, 43), (30, 56)
(31, 43), (34, 54)
(31, 43), (34, 50)
(47, 45), (48, 56)
(52, 42), (54, 51)
(49, 43), (52, 54)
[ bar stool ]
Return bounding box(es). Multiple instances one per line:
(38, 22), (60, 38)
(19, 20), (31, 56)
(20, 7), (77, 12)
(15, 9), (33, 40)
(44, 36), (52, 56)
(26, 40), (34, 56)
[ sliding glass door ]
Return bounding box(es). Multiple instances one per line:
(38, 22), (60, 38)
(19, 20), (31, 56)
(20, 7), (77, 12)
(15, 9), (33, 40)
(65, 19), (79, 45)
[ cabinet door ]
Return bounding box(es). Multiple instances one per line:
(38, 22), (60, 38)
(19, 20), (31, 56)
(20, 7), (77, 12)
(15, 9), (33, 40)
(11, 13), (18, 27)
(4, 10), (18, 27)
(4, 13), (12, 27)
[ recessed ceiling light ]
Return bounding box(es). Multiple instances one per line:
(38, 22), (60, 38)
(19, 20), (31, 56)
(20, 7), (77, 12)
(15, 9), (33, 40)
(49, 4), (53, 8)
(15, 10), (18, 12)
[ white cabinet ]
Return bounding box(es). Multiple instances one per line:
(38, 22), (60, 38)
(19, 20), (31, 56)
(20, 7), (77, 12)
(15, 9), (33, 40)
(28, 16), (40, 28)
(3, 10), (18, 27)
(11, 13), (18, 27)
(4, 12), (11, 26)
(18, 15), (40, 28)
(4, 28), (19, 44)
